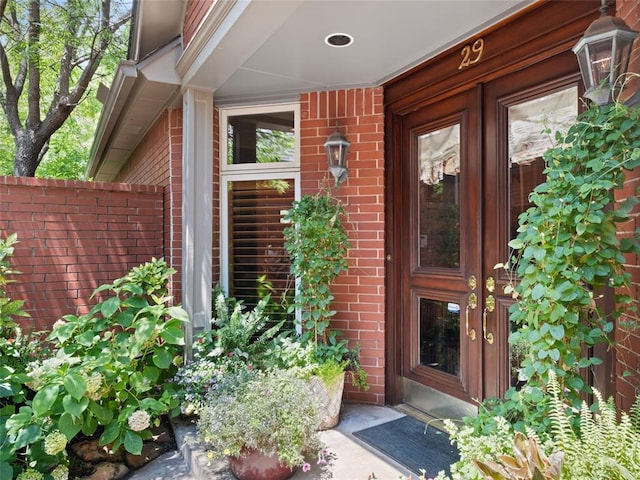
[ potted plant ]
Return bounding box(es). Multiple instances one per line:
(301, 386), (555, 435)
(196, 368), (323, 480)
(282, 189), (368, 429)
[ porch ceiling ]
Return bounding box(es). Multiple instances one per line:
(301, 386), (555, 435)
(181, 0), (535, 106)
(89, 0), (536, 181)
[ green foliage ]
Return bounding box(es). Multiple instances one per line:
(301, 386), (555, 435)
(0, 233), (30, 333)
(197, 368), (323, 469)
(472, 431), (564, 479)
(443, 372), (640, 480)
(1, 258), (187, 478)
(282, 190), (368, 390)
(171, 290), (283, 413)
(283, 190), (350, 345)
(545, 371), (640, 479)
(0, 0), (130, 177)
(501, 100), (640, 413)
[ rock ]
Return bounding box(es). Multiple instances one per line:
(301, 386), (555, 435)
(77, 462), (129, 480)
(71, 439), (125, 463)
(125, 442), (166, 469)
(150, 421), (173, 446)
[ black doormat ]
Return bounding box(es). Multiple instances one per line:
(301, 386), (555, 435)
(353, 415), (459, 478)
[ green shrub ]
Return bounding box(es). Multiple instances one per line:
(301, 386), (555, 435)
(1, 258), (187, 479)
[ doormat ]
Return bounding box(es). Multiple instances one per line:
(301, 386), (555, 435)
(353, 415), (459, 478)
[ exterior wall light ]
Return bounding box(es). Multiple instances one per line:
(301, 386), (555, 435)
(572, 0), (638, 105)
(324, 124), (350, 186)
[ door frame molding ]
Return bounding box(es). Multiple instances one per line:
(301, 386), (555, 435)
(383, 0), (601, 407)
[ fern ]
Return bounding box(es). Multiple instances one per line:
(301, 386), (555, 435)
(546, 370), (640, 479)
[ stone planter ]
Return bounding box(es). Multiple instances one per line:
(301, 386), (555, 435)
(309, 370), (345, 430)
(228, 447), (296, 480)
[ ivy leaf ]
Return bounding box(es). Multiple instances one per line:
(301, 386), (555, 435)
(550, 325), (565, 341)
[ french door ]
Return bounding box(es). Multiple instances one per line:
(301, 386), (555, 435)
(395, 51), (582, 415)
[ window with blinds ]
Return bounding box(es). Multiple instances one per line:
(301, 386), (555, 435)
(220, 104), (299, 327)
(227, 180), (294, 321)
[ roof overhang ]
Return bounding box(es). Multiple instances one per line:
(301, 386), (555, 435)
(88, 39), (182, 181)
(89, 0), (539, 180)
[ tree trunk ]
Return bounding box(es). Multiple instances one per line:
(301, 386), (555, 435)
(13, 130), (46, 177)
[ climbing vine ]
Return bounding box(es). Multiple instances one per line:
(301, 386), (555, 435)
(502, 98), (640, 410)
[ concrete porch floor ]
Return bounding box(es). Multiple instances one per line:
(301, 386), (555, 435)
(127, 404), (426, 480)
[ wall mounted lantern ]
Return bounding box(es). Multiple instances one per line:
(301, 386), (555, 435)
(324, 124), (350, 186)
(572, 0), (638, 105)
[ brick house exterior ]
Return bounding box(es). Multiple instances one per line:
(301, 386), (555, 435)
(81, 0), (640, 412)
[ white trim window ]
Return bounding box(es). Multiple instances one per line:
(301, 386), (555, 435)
(219, 104), (300, 318)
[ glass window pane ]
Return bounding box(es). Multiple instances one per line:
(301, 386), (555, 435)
(508, 87), (578, 241)
(227, 111), (295, 165)
(418, 124), (461, 268)
(419, 298), (460, 377)
(227, 179), (295, 324)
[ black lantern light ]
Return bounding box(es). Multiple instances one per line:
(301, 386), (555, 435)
(324, 124), (350, 186)
(572, 0), (638, 105)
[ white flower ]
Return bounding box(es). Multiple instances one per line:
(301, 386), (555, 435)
(53, 319), (66, 329)
(16, 469), (44, 480)
(44, 430), (67, 456)
(51, 464), (69, 480)
(84, 372), (103, 400)
(128, 410), (151, 432)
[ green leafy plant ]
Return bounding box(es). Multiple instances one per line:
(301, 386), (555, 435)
(0, 233), (30, 334)
(282, 190), (368, 389)
(171, 290), (282, 413)
(197, 368), (323, 469)
(472, 431), (564, 480)
(283, 190), (350, 345)
(477, 100), (640, 437)
(544, 370), (640, 479)
(1, 258), (187, 479)
(443, 371), (640, 480)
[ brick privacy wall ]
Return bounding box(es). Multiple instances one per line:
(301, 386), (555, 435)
(615, 0), (640, 412)
(183, 0), (215, 48)
(300, 88), (385, 405)
(0, 176), (164, 331)
(115, 109), (184, 305)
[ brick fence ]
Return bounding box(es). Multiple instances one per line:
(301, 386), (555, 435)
(0, 176), (164, 331)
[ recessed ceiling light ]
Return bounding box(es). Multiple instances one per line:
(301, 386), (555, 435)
(325, 33), (354, 48)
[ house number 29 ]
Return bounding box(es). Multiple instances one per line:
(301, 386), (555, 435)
(459, 38), (485, 70)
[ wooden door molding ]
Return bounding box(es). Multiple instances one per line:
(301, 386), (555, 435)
(384, 0), (598, 407)
(384, 1), (599, 113)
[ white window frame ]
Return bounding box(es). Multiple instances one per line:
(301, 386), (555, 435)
(219, 103), (301, 295)
(220, 102), (300, 174)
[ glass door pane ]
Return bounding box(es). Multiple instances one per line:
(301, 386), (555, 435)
(418, 124), (461, 269)
(507, 86), (578, 388)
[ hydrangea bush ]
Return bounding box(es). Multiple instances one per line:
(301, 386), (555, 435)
(1, 257), (187, 480)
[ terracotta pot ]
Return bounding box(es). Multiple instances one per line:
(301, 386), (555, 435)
(228, 447), (297, 480)
(309, 370), (345, 430)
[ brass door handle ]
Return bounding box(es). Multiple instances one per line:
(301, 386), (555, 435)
(465, 305), (476, 341)
(482, 306), (494, 345)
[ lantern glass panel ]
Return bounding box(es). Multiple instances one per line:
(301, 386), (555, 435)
(588, 37), (614, 86)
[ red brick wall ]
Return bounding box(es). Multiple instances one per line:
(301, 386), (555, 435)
(300, 88), (385, 405)
(183, 0), (215, 48)
(115, 109), (184, 314)
(615, 0), (640, 411)
(0, 177), (164, 331)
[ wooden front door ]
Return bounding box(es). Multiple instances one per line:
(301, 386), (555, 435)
(385, 1), (598, 417)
